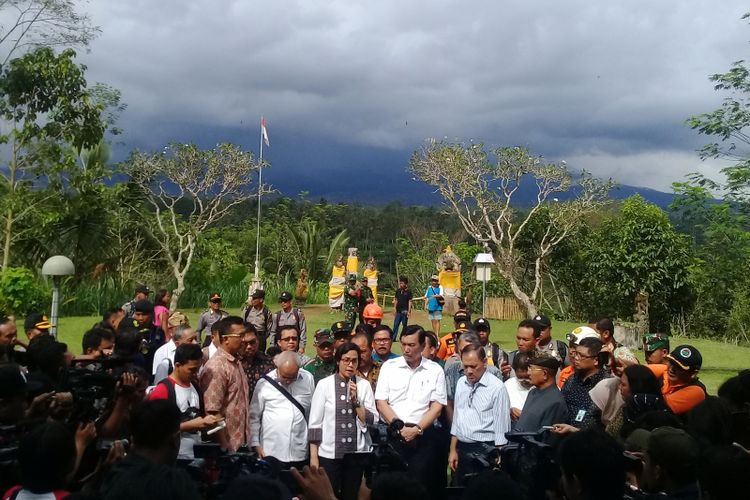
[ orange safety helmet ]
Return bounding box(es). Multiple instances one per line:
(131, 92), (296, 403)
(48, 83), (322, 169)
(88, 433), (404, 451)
(363, 303), (384, 320)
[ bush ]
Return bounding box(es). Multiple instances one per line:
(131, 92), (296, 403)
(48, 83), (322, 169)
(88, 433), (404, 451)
(0, 267), (49, 316)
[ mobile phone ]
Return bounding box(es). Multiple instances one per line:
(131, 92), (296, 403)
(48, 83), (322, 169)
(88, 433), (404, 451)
(206, 420), (226, 436)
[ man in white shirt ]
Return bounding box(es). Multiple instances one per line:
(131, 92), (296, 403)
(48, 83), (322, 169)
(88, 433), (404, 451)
(148, 343), (222, 459)
(249, 350), (315, 468)
(152, 325), (198, 383)
(449, 344), (511, 485)
(504, 351), (533, 427)
(375, 324), (447, 498)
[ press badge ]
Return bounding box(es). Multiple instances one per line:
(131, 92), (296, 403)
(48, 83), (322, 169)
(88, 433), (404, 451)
(575, 410), (586, 422)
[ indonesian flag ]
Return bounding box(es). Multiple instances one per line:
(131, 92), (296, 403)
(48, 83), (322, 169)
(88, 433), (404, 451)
(261, 116), (270, 147)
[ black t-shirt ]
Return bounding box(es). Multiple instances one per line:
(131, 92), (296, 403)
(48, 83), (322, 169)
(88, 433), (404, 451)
(394, 288), (413, 312)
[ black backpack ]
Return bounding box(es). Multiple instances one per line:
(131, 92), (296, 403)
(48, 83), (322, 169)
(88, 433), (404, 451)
(276, 308), (301, 331)
(156, 377), (204, 422)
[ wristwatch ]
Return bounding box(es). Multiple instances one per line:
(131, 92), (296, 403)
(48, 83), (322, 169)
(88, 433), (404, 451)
(351, 399), (361, 408)
(415, 425), (423, 435)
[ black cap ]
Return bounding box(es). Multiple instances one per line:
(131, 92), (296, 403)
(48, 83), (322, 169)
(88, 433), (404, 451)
(528, 352), (561, 371)
(24, 312), (52, 332)
(135, 284), (151, 295)
(666, 345), (702, 371)
(331, 321), (351, 337)
(532, 314), (551, 328)
(133, 299), (154, 314)
(251, 289), (266, 299)
(454, 311), (470, 322)
(473, 317), (491, 331)
(455, 321), (470, 332)
(279, 291), (293, 302)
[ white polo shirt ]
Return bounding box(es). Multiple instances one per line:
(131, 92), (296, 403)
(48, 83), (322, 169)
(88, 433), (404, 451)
(375, 356), (447, 424)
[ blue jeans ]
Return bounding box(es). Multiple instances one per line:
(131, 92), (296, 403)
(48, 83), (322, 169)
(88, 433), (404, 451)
(393, 311), (409, 340)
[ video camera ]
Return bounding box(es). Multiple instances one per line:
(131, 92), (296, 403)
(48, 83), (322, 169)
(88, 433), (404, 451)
(500, 430), (559, 500)
(342, 419), (409, 488)
(185, 443), (282, 498)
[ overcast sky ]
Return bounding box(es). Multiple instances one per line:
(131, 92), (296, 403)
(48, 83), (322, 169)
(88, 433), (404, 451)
(77, 0), (748, 195)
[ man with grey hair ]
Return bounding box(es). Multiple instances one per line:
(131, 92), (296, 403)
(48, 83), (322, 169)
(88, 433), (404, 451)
(444, 331), (503, 425)
(249, 349), (315, 469)
(152, 325), (198, 384)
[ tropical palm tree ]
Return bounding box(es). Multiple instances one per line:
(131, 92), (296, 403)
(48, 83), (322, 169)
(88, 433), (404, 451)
(288, 220), (349, 282)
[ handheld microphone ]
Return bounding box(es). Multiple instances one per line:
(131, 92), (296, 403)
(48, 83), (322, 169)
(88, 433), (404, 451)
(347, 376), (356, 402)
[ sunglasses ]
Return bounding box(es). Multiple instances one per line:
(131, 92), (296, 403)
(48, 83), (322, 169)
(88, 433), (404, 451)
(280, 336), (299, 342)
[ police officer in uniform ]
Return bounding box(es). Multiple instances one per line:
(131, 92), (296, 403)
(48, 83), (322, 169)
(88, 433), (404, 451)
(242, 289), (273, 352)
(197, 293), (229, 346)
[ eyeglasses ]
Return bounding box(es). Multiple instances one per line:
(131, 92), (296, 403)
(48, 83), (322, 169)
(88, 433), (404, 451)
(373, 338), (390, 344)
(280, 336), (299, 342)
(242, 338), (258, 345)
(528, 366), (546, 373)
(571, 351), (596, 360)
(340, 357), (358, 365)
(210, 300), (221, 304)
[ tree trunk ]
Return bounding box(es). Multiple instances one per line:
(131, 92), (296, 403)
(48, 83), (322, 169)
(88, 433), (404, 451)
(2, 149), (18, 270)
(2, 209), (11, 270)
(508, 276), (537, 318)
(171, 269), (184, 311)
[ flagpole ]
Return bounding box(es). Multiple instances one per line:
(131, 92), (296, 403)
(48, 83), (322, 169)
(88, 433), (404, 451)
(251, 118), (264, 296)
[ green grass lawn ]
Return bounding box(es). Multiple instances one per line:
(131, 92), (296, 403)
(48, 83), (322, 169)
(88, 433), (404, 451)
(29, 304), (746, 394)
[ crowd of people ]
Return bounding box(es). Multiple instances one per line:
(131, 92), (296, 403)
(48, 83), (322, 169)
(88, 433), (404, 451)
(0, 279), (748, 500)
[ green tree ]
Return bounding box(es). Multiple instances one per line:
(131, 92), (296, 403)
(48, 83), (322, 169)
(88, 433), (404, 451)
(0, 266), (48, 315)
(288, 219), (349, 282)
(396, 231), (450, 296)
(670, 183), (750, 341)
(410, 141), (610, 317)
(125, 143), (265, 309)
(574, 196), (692, 331)
(675, 12), (750, 341)
(685, 13), (750, 205)
(0, 46), (104, 269)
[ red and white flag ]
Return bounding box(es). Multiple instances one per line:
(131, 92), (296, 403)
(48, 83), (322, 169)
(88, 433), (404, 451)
(261, 116), (270, 147)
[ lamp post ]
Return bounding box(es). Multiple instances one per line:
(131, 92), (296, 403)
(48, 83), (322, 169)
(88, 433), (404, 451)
(473, 252), (495, 317)
(42, 256), (75, 339)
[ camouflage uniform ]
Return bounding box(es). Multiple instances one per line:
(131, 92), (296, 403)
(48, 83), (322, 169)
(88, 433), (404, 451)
(343, 285), (359, 327)
(304, 357), (336, 385)
(357, 360), (382, 392)
(358, 285), (374, 323)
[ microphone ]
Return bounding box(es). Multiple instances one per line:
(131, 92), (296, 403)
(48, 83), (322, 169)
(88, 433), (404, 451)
(347, 375), (356, 403)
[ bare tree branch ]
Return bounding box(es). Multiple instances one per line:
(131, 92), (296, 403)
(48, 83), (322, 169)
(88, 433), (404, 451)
(410, 140), (612, 316)
(124, 143), (265, 309)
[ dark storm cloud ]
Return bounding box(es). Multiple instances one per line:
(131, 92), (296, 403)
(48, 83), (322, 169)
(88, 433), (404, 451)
(79, 0), (748, 192)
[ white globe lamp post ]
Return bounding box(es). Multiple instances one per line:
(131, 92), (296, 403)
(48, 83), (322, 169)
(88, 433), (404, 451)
(42, 256), (75, 338)
(473, 253), (495, 317)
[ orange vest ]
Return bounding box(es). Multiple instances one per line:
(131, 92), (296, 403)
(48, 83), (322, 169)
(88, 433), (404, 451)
(437, 333), (457, 360)
(647, 364), (706, 414)
(558, 365), (575, 389)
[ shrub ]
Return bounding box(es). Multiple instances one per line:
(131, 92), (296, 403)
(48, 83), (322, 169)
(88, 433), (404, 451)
(0, 267), (49, 316)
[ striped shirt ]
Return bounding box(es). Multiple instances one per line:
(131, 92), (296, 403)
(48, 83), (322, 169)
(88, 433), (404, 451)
(451, 370), (511, 446)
